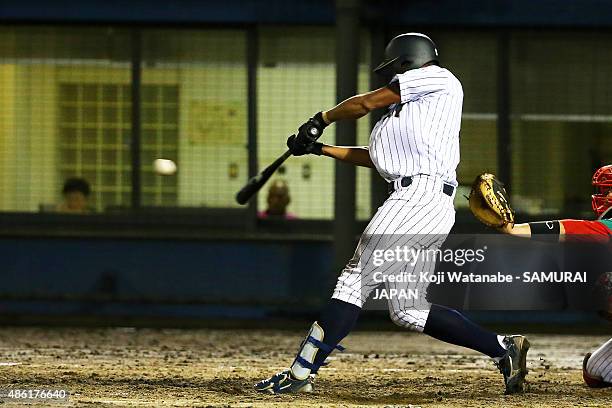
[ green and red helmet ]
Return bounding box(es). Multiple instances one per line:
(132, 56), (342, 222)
(592, 164), (612, 218)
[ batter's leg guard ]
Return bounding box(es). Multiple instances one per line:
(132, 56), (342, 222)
(290, 321), (345, 380)
(254, 321), (345, 394)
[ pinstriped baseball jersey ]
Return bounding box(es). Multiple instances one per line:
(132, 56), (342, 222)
(586, 337), (612, 383)
(331, 66), (462, 333)
(369, 65), (463, 186)
(332, 174), (456, 331)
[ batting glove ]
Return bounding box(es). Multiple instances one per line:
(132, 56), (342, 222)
(295, 112), (328, 146)
(287, 135), (323, 156)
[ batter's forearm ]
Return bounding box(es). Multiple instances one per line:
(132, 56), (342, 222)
(323, 95), (376, 123)
(321, 86), (401, 124)
(321, 145), (375, 168)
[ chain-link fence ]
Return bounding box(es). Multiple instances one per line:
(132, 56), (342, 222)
(0, 26), (610, 224)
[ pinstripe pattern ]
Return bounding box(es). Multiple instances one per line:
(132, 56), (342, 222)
(331, 65), (462, 332)
(369, 65), (463, 186)
(332, 175), (456, 332)
(586, 337), (612, 382)
(330, 65), (462, 332)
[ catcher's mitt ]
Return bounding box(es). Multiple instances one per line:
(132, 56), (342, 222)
(468, 173), (515, 228)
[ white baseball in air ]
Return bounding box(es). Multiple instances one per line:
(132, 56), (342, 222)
(153, 159), (177, 175)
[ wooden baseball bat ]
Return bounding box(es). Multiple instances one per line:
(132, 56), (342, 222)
(235, 148), (292, 205)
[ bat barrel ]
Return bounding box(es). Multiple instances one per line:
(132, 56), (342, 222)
(236, 183), (257, 205)
(235, 149), (292, 205)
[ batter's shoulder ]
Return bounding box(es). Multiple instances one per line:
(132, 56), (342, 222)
(399, 66), (459, 88)
(395, 65), (462, 102)
(442, 68), (463, 92)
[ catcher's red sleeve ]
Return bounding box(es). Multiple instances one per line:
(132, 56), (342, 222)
(561, 219), (612, 242)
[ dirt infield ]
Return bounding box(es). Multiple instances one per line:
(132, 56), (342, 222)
(0, 327), (610, 407)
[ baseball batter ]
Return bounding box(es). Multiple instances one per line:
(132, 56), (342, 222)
(499, 164), (612, 388)
(256, 33), (530, 395)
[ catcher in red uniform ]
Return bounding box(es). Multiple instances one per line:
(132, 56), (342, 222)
(470, 164), (612, 387)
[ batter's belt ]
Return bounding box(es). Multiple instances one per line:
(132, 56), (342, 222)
(388, 175), (455, 196)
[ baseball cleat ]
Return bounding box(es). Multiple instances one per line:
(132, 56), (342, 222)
(582, 353), (612, 388)
(254, 370), (314, 394)
(496, 335), (530, 394)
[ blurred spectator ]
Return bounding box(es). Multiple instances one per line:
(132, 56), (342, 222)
(57, 177), (92, 213)
(258, 179), (297, 220)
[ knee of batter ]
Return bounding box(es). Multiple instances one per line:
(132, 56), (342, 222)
(332, 263), (385, 308)
(331, 252), (376, 308)
(388, 307), (430, 332)
(331, 269), (365, 308)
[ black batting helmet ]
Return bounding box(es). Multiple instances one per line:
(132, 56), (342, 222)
(374, 33), (439, 76)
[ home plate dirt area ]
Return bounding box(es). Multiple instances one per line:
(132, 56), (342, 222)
(0, 327), (610, 407)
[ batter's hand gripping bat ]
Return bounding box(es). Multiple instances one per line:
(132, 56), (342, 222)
(235, 148), (292, 205)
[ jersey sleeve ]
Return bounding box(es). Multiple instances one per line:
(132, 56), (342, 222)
(395, 67), (449, 103)
(561, 219), (612, 243)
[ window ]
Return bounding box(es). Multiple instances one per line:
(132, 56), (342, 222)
(510, 31), (612, 216)
(58, 83), (179, 210)
(257, 27), (372, 219)
(140, 85), (179, 206)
